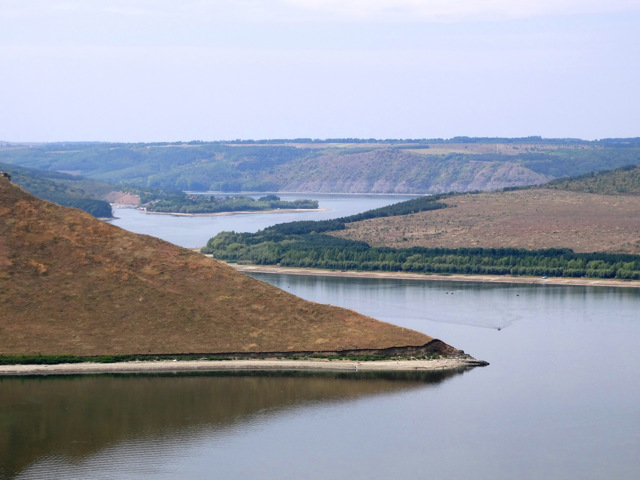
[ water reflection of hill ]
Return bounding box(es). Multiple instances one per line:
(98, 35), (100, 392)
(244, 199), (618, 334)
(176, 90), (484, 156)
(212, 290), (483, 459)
(0, 370), (465, 479)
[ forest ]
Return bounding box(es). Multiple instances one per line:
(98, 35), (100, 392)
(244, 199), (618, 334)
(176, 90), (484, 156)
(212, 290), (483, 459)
(202, 195), (640, 280)
(145, 194), (318, 214)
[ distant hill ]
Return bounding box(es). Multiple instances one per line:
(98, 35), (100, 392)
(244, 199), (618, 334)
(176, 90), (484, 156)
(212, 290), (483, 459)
(0, 162), (114, 217)
(1, 138), (640, 194)
(545, 165), (640, 195)
(0, 176), (452, 358)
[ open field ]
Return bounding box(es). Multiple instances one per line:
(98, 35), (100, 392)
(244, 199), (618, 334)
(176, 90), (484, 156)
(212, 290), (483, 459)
(332, 189), (640, 255)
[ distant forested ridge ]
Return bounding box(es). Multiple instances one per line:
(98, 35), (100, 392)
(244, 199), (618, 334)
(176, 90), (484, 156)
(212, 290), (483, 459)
(0, 162), (113, 217)
(202, 195), (640, 280)
(2, 138), (640, 194)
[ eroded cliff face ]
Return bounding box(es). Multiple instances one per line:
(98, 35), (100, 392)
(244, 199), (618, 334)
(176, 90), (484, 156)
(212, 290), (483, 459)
(269, 149), (549, 194)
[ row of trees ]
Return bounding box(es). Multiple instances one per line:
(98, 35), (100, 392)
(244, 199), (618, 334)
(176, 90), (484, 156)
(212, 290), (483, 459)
(263, 195), (448, 235)
(203, 232), (640, 280)
(202, 195), (640, 280)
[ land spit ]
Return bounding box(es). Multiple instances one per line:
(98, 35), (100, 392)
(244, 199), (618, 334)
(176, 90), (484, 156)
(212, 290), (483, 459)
(0, 356), (487, 376)
(229, 264), (640, 288)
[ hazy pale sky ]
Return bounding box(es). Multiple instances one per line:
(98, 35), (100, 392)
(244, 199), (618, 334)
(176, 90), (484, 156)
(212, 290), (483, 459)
(1, 0), (639, 142)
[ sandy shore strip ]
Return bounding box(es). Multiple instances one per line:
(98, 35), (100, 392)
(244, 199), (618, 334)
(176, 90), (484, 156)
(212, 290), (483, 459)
(229, 264), (640, 288)
(144, 208), (328, 217)
(0, 357), (484, 376)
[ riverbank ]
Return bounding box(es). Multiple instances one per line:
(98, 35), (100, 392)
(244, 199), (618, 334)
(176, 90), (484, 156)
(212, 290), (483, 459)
(229, 264), (640, 288)
(0, 357), (484, 376)
(145, 208), (328, 217)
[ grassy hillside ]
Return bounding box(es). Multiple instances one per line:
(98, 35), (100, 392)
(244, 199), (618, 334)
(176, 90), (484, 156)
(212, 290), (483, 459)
(334, 190), (640, 255)
(545, 165), (640, 195)
(0, 176), (447, 358)
(2, 138), (639, 194)
(0, 162), (114, 217)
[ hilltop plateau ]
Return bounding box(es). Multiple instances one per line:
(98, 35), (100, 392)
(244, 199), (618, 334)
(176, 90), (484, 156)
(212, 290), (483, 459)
(0, 177), (457, 359)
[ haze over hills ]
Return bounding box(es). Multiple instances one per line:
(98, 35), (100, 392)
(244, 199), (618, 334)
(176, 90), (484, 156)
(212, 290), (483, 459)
(0, 176), (455, 358)
(1, 138), (639, 194)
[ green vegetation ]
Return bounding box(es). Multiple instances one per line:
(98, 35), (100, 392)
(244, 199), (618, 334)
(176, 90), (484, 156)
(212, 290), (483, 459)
(545, 165), (640, 195)
(146, 194), (318, 214)
(0, 162), (113, 217)
(2, 138), (640, 194)
(202, 195), (640, 280)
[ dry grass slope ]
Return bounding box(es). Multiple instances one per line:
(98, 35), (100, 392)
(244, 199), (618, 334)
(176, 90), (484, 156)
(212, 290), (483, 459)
(333, 189), (640, 254)
(0, 178), (439, 357)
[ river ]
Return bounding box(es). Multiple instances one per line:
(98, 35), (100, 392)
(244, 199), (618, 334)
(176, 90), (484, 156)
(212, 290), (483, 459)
(1, 194), (639, 480)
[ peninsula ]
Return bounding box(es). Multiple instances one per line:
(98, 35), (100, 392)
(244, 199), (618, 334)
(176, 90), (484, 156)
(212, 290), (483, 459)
(0, 176), (484, 371)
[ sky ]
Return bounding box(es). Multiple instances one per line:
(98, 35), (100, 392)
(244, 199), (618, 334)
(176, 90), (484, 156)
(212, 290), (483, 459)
(1, 0), (639, 142)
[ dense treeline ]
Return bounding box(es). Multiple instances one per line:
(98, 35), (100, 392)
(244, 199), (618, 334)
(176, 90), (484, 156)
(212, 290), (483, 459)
(204, 232), (640, 280)
(202, 195), (640, 280)
(263, 195), (448, 235)
(203, 136), (640, 146)
(146, 194), (318, 214)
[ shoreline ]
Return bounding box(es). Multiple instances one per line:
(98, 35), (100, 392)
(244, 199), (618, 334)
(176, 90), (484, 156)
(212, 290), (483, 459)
(228, 263), (640, 288)
(0, 357), (483, 376)
(143, 208), (328, 217)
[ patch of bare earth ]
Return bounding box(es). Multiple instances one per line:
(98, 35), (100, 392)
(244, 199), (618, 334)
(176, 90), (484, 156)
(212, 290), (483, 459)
(104, 191), (140, 206)
(332, 189), (640, 254)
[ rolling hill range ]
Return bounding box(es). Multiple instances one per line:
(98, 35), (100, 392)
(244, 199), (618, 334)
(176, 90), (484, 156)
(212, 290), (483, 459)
(0, 176), (453, 358)
(1, 138), (639, 194)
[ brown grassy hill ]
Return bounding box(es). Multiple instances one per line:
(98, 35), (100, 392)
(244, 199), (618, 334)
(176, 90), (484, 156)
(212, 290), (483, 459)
(0, 177), (444, 357)
(332, 189), (640, 254)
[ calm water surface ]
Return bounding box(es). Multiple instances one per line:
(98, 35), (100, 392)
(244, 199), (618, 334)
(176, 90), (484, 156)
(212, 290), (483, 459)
(2, 195), (639, 479)
(108, 193), (418, 248)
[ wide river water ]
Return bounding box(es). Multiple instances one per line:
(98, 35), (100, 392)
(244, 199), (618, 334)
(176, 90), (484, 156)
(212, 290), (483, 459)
(2, 194), (639, 480)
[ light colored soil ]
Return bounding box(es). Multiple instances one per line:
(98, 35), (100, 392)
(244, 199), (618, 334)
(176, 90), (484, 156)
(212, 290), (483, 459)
(0, 357), (481, 376)
(230, 264), (640, 288)
(104, 191), (140, 206)
(332, 189), (640, 254)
